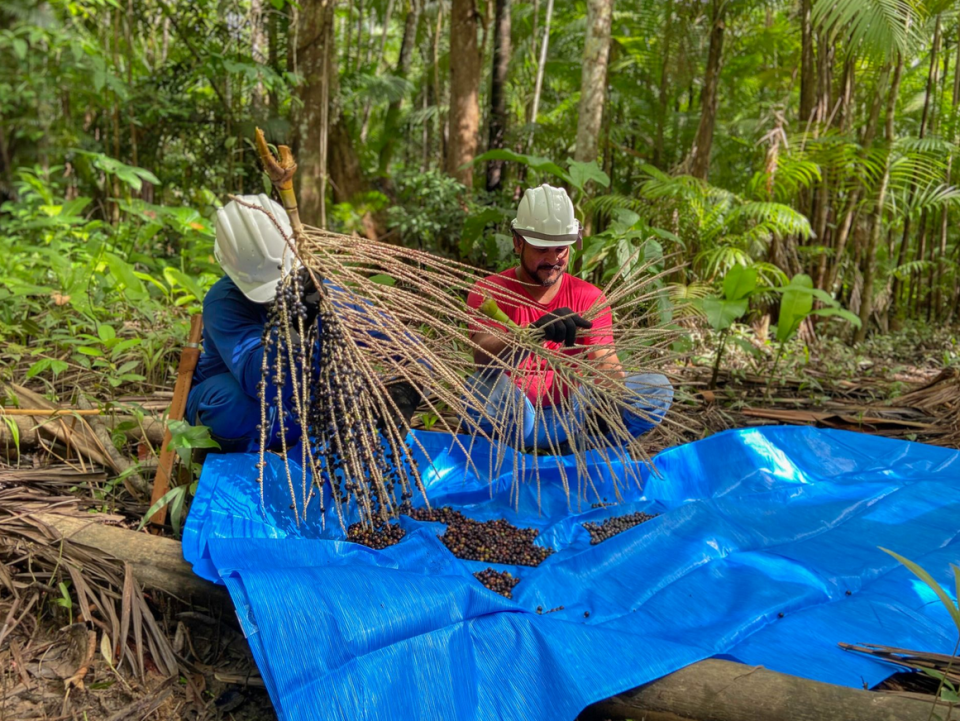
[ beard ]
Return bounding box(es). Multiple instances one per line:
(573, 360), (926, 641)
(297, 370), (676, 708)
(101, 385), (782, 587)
(522, 257), (566, 287)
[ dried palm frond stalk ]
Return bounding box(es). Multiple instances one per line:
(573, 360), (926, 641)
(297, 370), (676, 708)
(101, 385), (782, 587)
(250, 129), (688, 532)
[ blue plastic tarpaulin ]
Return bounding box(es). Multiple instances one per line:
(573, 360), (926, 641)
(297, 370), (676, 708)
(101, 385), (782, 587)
(183, 426), (960, 721)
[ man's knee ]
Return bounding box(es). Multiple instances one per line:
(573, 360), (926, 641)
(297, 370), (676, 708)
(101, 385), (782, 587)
(187, 375), (262, 453)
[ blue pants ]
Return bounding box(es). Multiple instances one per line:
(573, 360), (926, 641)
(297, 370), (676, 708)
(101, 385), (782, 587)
(464, 370), (673, 449)
(186, 373), (297, 454)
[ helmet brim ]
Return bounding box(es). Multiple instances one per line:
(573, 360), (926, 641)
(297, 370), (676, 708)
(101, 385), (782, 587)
(519, 233), (578, 249)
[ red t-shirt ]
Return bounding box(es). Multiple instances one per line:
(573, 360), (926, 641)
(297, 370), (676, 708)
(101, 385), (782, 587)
(466, 268), (614, 406)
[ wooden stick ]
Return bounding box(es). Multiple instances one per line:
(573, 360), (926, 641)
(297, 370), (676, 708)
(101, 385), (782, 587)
(149, 314), (203, 525)
(0, 409), (102, 416)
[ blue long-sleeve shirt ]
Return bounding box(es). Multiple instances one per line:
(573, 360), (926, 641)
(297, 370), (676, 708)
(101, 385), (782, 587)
(193, 275), (292, 400)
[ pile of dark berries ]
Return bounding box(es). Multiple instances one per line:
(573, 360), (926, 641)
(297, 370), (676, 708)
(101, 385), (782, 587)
(347, 522), (406, 550)
(405, 506), (553, 566)
(473, 568), (520, 598)
(583, 511), (658, 545)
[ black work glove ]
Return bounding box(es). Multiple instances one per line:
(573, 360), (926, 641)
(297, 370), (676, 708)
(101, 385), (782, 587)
(377, 381), (422, 432)
(531, 307), (592, 347)
(297, 266), (321, 329)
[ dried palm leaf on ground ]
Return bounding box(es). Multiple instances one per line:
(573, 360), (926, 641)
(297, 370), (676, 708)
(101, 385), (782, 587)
(250, 129), (687, 530)
(0, 481), (178, 680)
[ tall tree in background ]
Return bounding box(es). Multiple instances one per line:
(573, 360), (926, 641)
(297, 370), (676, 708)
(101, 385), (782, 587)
(379, 0), (421, 175)
(685, 0), (725, 180)
(486, 0), (511, 191)
(574, 0), (614, 165)
(293, 0), (336, 226)
(447, 0), (481, 185)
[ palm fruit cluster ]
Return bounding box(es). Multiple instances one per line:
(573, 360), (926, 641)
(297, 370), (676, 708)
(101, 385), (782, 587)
(582, 511), (658, 545)
(473, 568), (520, 599)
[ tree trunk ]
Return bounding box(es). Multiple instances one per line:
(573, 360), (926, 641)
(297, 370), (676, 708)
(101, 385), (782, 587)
(653, 0), (674, 169)
(378, 1), (421, 175)
(293, 0), (336, 228)
(856, 56), (903, 342)
(268, 2), (281, 111)
(891, 16), (941, 312)
(574, 0), (615, 165)
(251, 0), (269, 113)
(799, 0), (816, 125)
(446, 0), (481, 186)
(686, 0), (724, 180)
(935, 29), (960, 319)
(485, 0), (512, 191)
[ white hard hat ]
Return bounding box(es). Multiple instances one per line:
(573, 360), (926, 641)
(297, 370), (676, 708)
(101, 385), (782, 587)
(214, 194), (296, 303)
(511, 184), (580, 248)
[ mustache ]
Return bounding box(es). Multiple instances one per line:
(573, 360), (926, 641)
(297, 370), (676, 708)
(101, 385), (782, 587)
(537, 263), (563, 271)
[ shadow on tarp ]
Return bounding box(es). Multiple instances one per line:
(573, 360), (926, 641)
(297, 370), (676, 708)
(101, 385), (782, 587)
(183, 426), (960, 721)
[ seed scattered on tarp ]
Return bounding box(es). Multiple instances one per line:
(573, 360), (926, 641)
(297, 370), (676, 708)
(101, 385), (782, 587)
(474, 568), (520, 598)
(347, 522), (406, 550)
(582, 511), (658, 544)
(407, 506), (553, 566)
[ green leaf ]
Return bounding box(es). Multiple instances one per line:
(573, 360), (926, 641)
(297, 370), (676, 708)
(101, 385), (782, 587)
(26, 359), (51, 379)
(105, 254), (148, 300)
(880, 548), (960, 635)
(566, 159), (611, 192)
(12, 37), (27, 60)
(166, 420), (222, 451)
(811, 307), (862, 328)
(97, 324), (116, 343)
(701, 297), (749, 331)
(776, 274), (815, 343)
(77, 346), (103, 357)
(472, 149), (571, 183)
(368, 274), (396, 286)
(163, 267), (205, 302)
(138, 485), (189, 531)
(462, 207), (504, 243)
(723, 265), (758, 301)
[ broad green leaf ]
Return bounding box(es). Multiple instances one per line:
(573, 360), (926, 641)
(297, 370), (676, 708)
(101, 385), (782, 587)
(701, 297), (749, 331)
(723, 265), (758, 301)
(97, 324), (116, 343)
(368, 274), (396, 286)
(163, 267), (205, 302)
(880, 548), (960, 635)
(26, 359), (52, 378)
(566, 159), (611, 191)
(105, 254), (147, 300)
(811, 307), (862, 328)
(472, 149), (571, 183)
(776, 274), (815, 343)
(77, 346), (103, 357)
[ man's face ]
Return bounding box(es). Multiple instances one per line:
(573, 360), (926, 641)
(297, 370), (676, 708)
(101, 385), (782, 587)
(515, 235), (570, 287)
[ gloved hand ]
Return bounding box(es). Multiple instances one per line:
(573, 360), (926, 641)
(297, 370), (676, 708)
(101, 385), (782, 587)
(297, 266), (321, 329)
(531, 307), (592, 347)
(376, 381), (422, 432)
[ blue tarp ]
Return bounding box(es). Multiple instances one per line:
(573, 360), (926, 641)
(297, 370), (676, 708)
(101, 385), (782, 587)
(183, 426), (960, 721)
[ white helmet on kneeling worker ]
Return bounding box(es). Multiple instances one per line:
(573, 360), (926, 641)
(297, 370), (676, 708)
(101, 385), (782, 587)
(214, 193), (296, 303)
(511, 184), (580, 248)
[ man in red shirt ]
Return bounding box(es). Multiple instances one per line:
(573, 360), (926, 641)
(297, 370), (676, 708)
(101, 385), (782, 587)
(466, 184), (672, 450)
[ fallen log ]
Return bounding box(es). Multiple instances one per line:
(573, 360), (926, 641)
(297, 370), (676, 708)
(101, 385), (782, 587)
(28, 514), (947, 721)
(29, 511), (227, 604)
(0, 412), (165, 449)
(580, 658), (940, 721)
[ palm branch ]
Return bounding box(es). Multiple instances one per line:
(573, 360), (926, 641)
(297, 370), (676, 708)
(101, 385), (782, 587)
(249, 129), (685, 531)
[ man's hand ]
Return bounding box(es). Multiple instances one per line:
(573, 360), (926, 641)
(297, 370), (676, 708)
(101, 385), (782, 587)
(531, 307), (592, 347)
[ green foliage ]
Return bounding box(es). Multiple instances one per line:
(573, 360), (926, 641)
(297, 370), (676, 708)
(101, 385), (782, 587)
(138, 421), (219, 535)
(386, 169), (468, 256)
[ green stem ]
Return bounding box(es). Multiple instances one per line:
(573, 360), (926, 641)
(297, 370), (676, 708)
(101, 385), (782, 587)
(709, 327), (729, 390)
(767, 342), (786, 398)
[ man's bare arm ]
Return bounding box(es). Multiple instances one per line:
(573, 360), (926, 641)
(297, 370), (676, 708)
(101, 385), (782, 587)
(588, 345), (626, 381)
(471, 330), (511, 366)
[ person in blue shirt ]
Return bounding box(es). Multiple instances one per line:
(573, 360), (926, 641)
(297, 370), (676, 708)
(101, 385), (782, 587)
(187, 195), (420, 453)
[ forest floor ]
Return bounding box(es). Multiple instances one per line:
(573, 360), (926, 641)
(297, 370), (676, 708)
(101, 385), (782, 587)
(1, 323), (958, 721)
